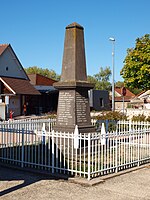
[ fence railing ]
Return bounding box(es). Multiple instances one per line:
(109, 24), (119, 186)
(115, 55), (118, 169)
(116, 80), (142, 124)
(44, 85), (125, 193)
(96, 119), (150, 132)
(0, 118), (150, 180)
(0, 118), (56, 132)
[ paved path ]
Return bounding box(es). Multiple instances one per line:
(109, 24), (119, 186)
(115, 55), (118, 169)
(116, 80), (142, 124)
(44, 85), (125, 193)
(0, 165), (150, 200)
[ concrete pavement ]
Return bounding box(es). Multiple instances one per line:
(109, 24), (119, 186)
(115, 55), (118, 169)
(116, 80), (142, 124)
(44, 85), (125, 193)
(0, 164), (150, 200)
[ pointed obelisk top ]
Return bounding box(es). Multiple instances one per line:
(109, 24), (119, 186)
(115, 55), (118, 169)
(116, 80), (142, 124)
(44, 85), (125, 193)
(66, 22), (84, 30)
(54, 22), (94, 89)
(60, 22), (87, 82)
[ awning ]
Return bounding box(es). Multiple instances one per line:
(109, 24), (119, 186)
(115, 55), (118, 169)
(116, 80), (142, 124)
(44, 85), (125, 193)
(0, 77), (40, 95)
(34, 85), (58, 93)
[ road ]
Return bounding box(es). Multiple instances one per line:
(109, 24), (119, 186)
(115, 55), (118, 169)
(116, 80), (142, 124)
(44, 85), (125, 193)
(0, 165), (150, 200)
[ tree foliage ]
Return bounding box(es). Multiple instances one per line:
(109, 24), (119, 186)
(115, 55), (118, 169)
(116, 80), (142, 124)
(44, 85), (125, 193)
(88, 66), (112, 90)
(87, 75), (97, 85)
(129, 88), (143, 95)
(120, 34), (150, 90)
(115, 81), (124, 88)
(25, 66), (60, 81)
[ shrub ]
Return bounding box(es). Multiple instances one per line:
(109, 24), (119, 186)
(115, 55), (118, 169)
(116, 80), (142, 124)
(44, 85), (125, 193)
(131, 114), (146, 122)
(146, 116), (150, 122)
(95, 111), (127, 121)
(94, 111), (127, 132)
(44, 112), (57, 119)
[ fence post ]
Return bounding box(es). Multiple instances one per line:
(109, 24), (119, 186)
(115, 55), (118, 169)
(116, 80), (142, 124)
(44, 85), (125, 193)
(1, 128), (4, 160)
(88, 133), (91, 180)
(115, 131), (118, 173)
(21, 128), (24, 168)
(106, 120), (109, 132)
(48, 118), (51, 132)
(52, 130), (54, 173)
(137, 128), (140, 167)
(129, 120), (132, 132)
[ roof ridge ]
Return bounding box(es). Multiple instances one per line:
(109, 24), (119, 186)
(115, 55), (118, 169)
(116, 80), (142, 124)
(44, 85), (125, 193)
(0, 44), (9, 56)
(0, 44), (9, 46)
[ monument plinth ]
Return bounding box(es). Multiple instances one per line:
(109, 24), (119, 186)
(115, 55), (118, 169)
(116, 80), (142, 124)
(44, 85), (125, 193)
(53, 22), (95, 133)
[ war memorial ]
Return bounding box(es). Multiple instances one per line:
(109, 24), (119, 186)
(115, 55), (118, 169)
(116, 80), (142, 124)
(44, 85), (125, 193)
(53, 22), (95, 133)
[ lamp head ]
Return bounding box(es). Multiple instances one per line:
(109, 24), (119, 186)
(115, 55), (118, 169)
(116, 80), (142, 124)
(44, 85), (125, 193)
(109, 37), (115, 41)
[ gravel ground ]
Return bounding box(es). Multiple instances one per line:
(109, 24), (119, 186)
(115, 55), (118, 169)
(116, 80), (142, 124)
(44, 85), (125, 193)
(0, 165), (150, 200)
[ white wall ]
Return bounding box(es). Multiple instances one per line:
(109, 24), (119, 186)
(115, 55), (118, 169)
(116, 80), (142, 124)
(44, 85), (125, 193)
(115, 102), (128, 111)
(0, 47), (28, 79)
(0, 103), (5, 120)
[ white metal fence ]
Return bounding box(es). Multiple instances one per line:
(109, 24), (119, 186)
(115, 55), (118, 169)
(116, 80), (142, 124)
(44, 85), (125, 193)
(0, 118), (56, 132)
(0, 118), (150, 180)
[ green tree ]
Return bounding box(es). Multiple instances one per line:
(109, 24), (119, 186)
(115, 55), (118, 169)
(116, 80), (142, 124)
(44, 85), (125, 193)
(87, 75), (97, 85)
(25, 66), (60, 81)
(115, 81), (124, 88)
(129, 88), (143, 95)
(120, 34), (150, 90)
(88, 66), (112, 90)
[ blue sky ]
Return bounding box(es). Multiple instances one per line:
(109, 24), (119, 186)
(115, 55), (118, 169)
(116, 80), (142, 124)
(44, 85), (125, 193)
(1, 0), (150, 82)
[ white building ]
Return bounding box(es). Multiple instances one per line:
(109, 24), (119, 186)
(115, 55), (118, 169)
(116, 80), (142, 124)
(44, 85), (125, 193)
(0, 44), (40, 119)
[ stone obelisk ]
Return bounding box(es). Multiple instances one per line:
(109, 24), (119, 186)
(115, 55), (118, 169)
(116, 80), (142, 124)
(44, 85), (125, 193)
(53, 22), (95, 133)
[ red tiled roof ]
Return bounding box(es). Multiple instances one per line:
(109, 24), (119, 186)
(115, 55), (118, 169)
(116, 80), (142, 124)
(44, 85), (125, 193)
(115, 87), (135, 97)
(109, 96), (132, 102)
(109, 87), (135, 102)
(114, 96), (131, 102)
(28, 74), (57, 86)
(0, 44), (9, 56)
(0, 77), (40, 95)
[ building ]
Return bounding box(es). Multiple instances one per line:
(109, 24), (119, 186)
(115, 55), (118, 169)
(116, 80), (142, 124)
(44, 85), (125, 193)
(89, 89), (110, 111)
(27, 74), (58, 115)
(111, 87), (135, 111)
(0, 44), (40, 119)
(130, 90), (150, 109)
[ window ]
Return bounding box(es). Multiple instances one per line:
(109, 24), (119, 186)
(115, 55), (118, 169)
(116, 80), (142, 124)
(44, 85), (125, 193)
(100, 98), (104, 107)
(6, 66), (8, 71)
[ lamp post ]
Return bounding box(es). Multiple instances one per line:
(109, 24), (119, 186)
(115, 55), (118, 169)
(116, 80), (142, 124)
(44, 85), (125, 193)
(109, 37), (115, 111)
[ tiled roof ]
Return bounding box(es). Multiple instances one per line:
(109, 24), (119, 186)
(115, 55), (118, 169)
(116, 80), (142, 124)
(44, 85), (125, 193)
(0, 77), (40, 95)
(0, 44), (9, 56)
(28, 74), (57, 86)
(115, 87), (135, 97)
(136, 90), (150, 99)
(114, 96), (131, 102)
(109, 87), (135, 102)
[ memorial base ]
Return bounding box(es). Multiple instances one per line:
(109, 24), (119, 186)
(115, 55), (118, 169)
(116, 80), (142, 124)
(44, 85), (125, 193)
(53, 124), (95, 133)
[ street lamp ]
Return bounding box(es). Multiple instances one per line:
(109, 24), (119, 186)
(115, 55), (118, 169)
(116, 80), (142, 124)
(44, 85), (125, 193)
(109, 37), (115, 111)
